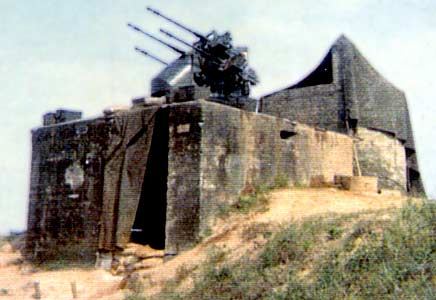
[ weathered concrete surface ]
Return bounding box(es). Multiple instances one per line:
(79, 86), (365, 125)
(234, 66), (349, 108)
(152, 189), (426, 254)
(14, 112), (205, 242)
(26, 105), (162, 261)
(26, 117), (108, 261)
(199, 102), (295, 228)
(165, 102), (203, 254)
(197, 101), (353, 245)
(356, 128), (407, 193)
(291, 126), (353, 186)
(335, 175), (379, 193)
(163, 100), (354, 254)
(259, 35), (425, 196)
(259, 84), (344, 133)
(27, 100), (354, 259)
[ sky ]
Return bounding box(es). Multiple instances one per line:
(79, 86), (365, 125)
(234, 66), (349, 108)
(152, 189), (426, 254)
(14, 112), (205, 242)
(1, 0), (435, 234)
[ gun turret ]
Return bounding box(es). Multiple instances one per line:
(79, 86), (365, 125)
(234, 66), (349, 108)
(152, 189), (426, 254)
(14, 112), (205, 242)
(134, 47), (168, 65)
(127, 23), (186, 55)
(147, 7), (207, 41)
(130, 7), (259, 102)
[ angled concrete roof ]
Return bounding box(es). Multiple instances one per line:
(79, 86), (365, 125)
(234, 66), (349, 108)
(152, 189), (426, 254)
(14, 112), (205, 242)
(333, 35), (415, 150)
(265, 35), (416, 151)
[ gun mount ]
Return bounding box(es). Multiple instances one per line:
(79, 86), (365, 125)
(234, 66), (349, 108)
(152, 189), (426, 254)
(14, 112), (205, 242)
(128, 7), (259, 104)
(149, 7), (259, 100)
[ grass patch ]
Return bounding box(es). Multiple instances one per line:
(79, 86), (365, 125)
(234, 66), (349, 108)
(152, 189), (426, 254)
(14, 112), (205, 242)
(154, 201), (436, 300)
(206, 246), (228, 265)
(272, 174), (289, 189)
(327, 225), (344, 240)
(154, 218), (326, 300)
(38, 258), (95, 271)
(159, 264), (198, 296)
(124, 293), (148, 300)
(217, 185), (271, 218)
(216, 177), (290, 219)
(259, 221), (321, 269)
(199, 225), (213, 239)
(241, 222), (272, 242)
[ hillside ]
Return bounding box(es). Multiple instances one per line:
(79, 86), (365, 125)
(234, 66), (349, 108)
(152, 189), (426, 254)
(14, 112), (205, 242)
(1, 187), (434, 299)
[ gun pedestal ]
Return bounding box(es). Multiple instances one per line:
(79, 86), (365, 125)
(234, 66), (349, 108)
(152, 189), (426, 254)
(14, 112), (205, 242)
(167, 86), (210, 103)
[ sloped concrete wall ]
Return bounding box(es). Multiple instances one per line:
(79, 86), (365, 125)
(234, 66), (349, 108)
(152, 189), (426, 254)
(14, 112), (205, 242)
(356, 128), (407, 193)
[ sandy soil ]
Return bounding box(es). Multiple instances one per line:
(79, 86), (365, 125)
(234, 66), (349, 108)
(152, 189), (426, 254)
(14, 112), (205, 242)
(125, 188), (406, 296)
(0, 188), (406, 299)
(0, 242), (124, 299)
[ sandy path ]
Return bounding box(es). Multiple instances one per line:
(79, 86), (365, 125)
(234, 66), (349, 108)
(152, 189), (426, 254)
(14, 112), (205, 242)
(0, 243), (123, 300)
(259, 188), (404, 223)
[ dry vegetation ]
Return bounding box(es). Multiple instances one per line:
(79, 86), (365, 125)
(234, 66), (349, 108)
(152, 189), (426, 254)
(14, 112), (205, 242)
(1, 187), (433, 300)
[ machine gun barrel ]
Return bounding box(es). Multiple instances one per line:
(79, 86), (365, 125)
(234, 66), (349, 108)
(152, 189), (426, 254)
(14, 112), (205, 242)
(159, 29), (197, 50)
(134, 47), (168, 65)
(159, 28), (220, 62)
(127, 23), (186, 55)
(147, 7), (207, 41)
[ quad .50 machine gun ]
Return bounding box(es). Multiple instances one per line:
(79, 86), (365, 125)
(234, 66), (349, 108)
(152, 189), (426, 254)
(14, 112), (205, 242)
(128, 7), (259, 106)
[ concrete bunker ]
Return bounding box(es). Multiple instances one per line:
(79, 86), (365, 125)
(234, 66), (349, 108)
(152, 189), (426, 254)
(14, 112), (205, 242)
(25, 34), (426, 265)
(26, 100), (355, 263)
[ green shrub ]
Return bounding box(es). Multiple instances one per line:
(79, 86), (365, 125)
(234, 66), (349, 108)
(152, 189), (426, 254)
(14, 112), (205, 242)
(327, 226), (344, 240)
(217, 186), (270, 218)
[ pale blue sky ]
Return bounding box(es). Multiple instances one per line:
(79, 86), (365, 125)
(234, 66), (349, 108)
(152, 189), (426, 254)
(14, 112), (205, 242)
(1, 0), (435, 234)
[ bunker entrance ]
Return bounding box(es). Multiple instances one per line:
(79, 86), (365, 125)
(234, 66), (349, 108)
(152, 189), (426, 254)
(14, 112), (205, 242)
(407, 168), (422, 195)
(131, 110), (169, 249)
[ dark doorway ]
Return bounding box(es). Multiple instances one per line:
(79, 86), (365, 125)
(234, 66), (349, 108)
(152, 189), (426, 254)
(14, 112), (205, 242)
(131, 109), (169, 249)
(407, 168), (423, 195)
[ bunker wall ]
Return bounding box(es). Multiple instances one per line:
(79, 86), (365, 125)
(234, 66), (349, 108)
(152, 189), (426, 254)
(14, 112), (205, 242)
(198, 101), (353, 235)
(26, 118), (108, 262)
(356, 128), (407, 192)
(291, 125), (353, 186)
(26, 100), (355, 258)
(165, 102), (203, 254)
(26, 106), (162, 261)
(260, 84), (345, 132)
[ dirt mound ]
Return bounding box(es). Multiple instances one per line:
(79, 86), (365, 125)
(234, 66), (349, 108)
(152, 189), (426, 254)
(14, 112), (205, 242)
(122, 188), (406, 297)
(0, 188), (407, 299)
